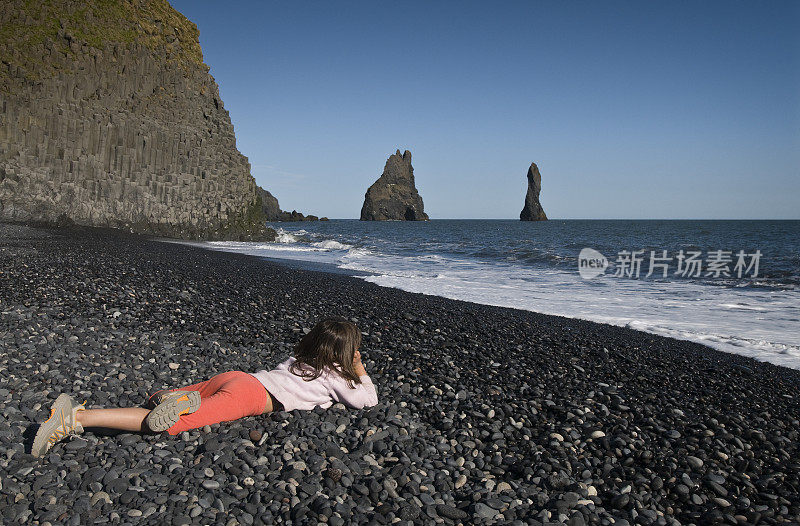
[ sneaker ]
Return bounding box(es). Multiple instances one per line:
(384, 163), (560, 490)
(147, 389), (197, 409)
(32, 394), (87, 458)
(145, 390), (201, 432)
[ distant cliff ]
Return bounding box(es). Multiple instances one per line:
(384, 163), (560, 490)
(361, 150), (428, 221)
(520, 162), (547, 221)
(0, 0), (274, 240)
(257, 187), (326, 222)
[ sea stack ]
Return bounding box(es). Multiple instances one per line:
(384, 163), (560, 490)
(520, 162), (548, 221)
(0, 0), (274, 241)
(360, 150), (428, 221)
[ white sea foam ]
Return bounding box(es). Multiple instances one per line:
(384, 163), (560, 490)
(718, 303), (767, 311)
(312, 240), (352, 250)
(192, 237), (800, 371)
(274, 228), (300, 243)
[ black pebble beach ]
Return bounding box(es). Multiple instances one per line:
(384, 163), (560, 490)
(1, 223), (798, 526)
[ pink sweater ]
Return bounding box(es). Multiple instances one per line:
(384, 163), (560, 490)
(250, 357), (378, 411)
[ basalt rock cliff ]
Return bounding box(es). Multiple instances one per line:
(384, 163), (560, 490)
(520, 162), (547, 221)
(360, 149), (428, 221)
(0, 0), (274, 240)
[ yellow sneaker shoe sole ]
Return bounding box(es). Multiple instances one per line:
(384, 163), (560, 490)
(145, 391), (201, 432)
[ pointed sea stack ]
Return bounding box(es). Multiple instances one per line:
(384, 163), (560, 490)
(360, 150), (429, 221)
(520, 162), (548, 221)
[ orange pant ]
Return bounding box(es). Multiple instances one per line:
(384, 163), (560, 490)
(147, 371), (268, 435)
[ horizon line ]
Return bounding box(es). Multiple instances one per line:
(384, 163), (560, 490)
(268, 217), (800, 222)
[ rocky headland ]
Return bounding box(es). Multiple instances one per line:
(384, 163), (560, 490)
(520, 163), (548, 221)
(0, 0), (275, 240)
(1, 223), (798, 525)
(258, 187), (327, 222)
(361, 150), (428, 221)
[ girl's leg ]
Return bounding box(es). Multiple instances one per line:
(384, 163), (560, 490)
(77, 408), (152, 432)
(74, 373), (247, 433)
(166, 371), (267, 435)
(71, 372), (265, 434)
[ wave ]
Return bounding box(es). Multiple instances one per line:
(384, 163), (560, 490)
(312, 240), (352, 250)
(274, 228), (299, 243)
(624, 320), (800, 365)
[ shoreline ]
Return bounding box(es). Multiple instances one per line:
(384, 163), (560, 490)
(172, 235), (796, 375)
(182, 222), (800, 372)
(160, 236), (380, 279)
(1, 222), (798, 525)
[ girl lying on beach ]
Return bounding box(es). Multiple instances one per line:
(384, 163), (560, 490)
(32, 318), (378, 457)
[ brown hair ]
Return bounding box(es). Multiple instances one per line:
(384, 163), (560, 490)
(289, 317), (363, 388)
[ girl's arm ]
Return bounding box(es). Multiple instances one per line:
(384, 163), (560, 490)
(353, 350), (368, 377)
(329, 350), (378, 408)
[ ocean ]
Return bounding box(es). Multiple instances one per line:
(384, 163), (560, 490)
(192, 219), (800, 370)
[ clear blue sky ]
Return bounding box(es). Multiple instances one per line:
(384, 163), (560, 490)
(171, 1), (799, 219)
